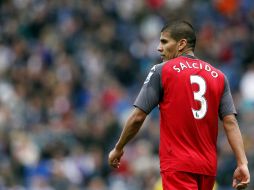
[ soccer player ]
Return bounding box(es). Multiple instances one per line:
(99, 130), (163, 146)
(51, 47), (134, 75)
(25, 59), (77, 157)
(108, 20), (250, 190)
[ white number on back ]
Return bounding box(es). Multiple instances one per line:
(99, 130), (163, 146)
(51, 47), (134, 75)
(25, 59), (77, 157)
(190, 75), (207, 119)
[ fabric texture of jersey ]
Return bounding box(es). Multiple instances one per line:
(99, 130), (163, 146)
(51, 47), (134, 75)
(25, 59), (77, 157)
(134, 55), (237, 176)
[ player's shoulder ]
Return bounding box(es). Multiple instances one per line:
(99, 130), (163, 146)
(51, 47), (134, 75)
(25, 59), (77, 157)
(200, 59), (225, 77)
(164, 56), (183, 65)
(162, 56), (192, 68)
(158, 57), (180, 71)
(151, 61), (167, 73)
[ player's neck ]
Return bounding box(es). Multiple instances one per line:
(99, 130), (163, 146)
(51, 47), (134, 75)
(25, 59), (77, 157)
(180, 49), (194, 57)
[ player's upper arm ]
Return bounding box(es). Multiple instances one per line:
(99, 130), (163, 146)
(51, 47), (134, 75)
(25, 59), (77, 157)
(218, 75), (237, 120)
(134, 64), (163, 114)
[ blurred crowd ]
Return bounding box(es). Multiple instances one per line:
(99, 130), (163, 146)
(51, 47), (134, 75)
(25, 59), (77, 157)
(0, 0), (254, 189)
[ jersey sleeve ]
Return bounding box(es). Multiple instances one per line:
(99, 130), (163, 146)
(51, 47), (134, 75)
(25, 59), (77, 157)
(218, 76), (237, 120)
(133, 64), (163, 114)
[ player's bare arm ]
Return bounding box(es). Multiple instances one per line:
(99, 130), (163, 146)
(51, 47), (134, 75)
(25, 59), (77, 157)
(108, 107), (147, 168)
(222, 114), (250, 189)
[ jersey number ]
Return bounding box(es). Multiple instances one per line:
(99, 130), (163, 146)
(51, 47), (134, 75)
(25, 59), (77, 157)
(190, 75), (207, 119)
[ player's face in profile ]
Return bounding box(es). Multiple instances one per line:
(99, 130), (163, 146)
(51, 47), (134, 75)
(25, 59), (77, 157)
(157, 31), (178, 61)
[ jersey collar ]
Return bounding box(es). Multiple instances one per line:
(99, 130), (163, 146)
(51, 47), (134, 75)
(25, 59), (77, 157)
(181, 54), (198, 59)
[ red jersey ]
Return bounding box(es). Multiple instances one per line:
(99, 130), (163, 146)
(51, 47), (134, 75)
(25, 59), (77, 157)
(134, 55), (236, 176)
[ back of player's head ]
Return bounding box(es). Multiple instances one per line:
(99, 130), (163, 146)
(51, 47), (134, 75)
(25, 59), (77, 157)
(161, 20), (196, 51)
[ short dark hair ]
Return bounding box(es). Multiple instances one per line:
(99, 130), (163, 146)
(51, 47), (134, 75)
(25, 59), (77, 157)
(161, 20), (196, 50)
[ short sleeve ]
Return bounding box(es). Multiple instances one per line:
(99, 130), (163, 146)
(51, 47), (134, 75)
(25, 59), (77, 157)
(219, 76), (237, 120)
(134, 64), (163, 114)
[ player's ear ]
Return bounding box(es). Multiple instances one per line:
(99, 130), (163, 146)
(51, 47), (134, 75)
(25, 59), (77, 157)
(178, 39), (187, 51)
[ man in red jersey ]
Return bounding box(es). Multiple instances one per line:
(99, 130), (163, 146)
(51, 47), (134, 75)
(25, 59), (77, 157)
(108, 20), (250, 190)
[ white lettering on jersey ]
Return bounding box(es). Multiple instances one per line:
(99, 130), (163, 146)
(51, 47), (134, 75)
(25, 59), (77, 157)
(173, 65), (181, 72)
(186, 61), (192, 68)
(205, 64), (211, 72)
(172, 61), (218, 78)
(211, 71), (218, 78)
(192, 62), (199, 69)
(180, 62), (188, 70)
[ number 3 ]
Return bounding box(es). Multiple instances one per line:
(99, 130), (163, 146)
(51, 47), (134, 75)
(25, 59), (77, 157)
(190, 75), (207, 119)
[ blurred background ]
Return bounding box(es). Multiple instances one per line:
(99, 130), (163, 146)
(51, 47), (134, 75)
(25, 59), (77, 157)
(0, 0), (254, 189)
